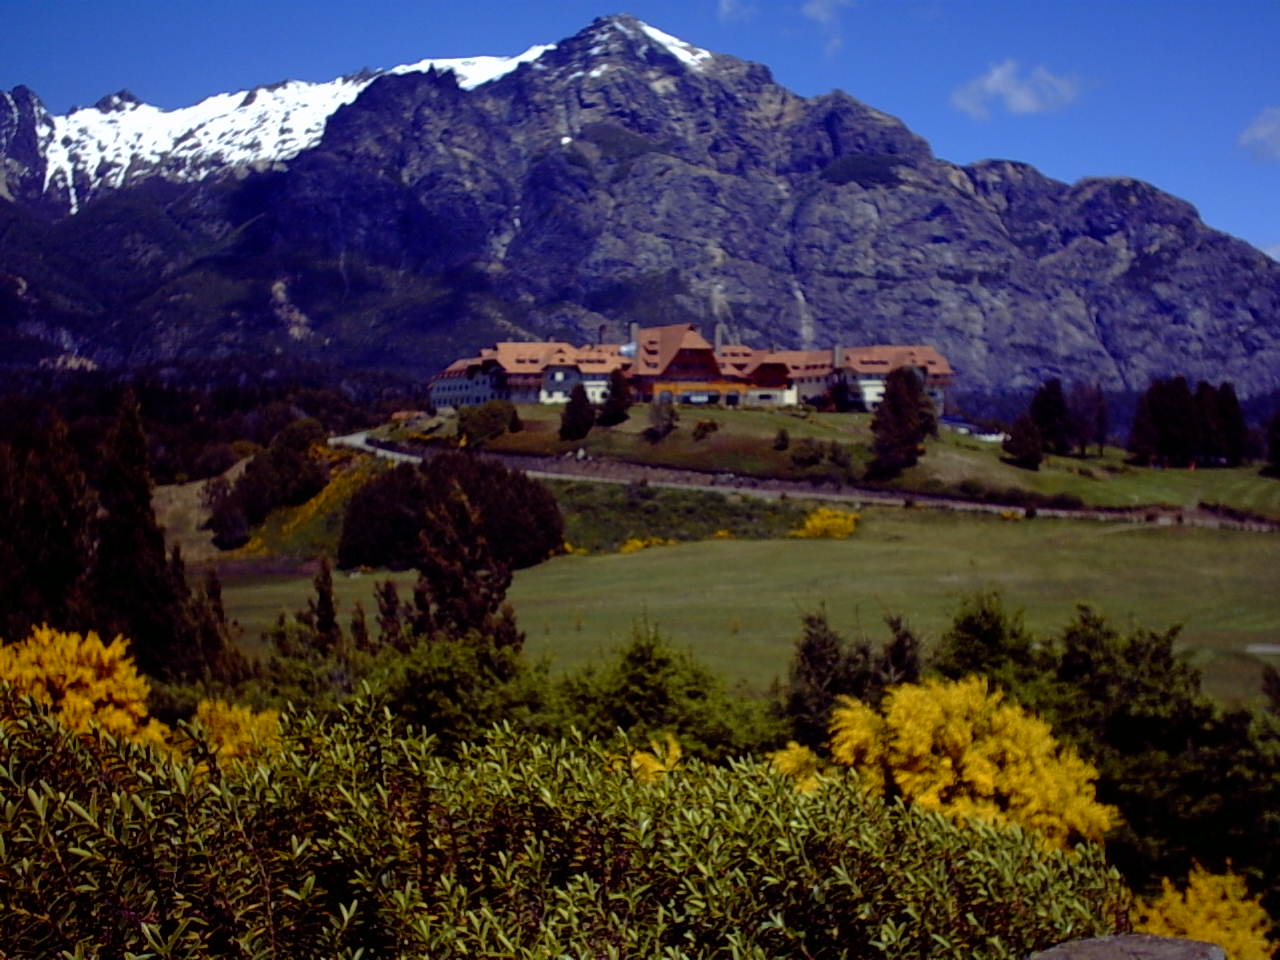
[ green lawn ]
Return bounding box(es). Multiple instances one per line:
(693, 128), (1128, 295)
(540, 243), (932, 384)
(508, 506), (1280, 705)
(220, 505), (1280, 708)
(400, 404), (1280, 519)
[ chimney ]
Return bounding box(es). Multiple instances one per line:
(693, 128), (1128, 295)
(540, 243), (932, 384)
(629, 321), (639, 346)
(598, 323), (606, 346)
(832, 343), (844, 368)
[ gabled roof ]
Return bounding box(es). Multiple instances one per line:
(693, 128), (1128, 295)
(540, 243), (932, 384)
(632, 323), (716, 377)
(842, 345), (953, 378)
(763, 350), (836, 378)
(484, 341), (630, 376)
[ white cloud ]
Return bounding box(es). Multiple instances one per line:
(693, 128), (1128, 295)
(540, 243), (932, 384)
(801, 0), (855, 53)
(1240, 107), (1280, 161)
(951, 59), (1079, 121)
(717, 0), (748, 21)
(1265, 244), (1280, 262)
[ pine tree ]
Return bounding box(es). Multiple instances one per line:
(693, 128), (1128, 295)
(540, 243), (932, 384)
(1266, 411), (1280, 477)
(1216, 382), (1249, 467)
(0, 414), (98, 642)
(559, 383), (595, 441)
(1029, 379), (1073, 455)
(375, 579), (403, 648)
(307, 556), (341, 655)
(596, 368), (633, 427)
(1194, 381), (1225, 464)
(1003, 414), (1044, 470)
(90, 391), (193, 679)
(779, 607), (922, 747)
(868, 367), (931, 477)
(350, 600), (371, 652)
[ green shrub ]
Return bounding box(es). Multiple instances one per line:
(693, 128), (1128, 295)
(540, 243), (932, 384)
(457, 399), (517, 445)
(549, 480), (807, 552)
(692, 419), (719, 441)
(0, 686), (1131, 959)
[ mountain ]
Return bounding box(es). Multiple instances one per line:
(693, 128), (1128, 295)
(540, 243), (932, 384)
(2, 15), (1279, 402)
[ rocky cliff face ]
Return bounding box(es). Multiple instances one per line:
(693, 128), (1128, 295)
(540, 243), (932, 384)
(2, 15), (1278, 401)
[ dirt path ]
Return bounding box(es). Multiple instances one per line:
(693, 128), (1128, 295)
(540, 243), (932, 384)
(331, 433), (1280, 534)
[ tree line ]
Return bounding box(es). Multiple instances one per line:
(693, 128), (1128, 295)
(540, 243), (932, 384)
(0, 392), (241, 685)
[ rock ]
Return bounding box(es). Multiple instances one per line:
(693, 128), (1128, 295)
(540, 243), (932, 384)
(1028, 934), (1226, 960)
(1, 15), (1278, 403)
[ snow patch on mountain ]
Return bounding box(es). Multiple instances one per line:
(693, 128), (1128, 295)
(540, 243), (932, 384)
(40, 43), (556, 212)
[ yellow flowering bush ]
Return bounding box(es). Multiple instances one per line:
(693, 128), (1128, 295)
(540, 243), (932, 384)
(711, 528), (735, 539)
(611, 732), (683, 783)
(193, 698), (281, 765)
(827, 676), (1116, 848)
(1133, 866), (1275, 960)
(788, 506), (859, 539)
(769, 740), (825, 793)
(0, 626), (278, 764)
(0, 625), (167, 746)
(618, 536), (680, 554)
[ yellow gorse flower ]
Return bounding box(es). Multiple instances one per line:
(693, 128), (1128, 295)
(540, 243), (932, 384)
(1134, 865), (1275, 960)
(787, 507), (859, 539)
(0, 625), (166, 746)
(827, 676), (1116, 848)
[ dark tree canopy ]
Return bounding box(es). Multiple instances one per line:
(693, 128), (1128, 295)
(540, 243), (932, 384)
(868, 366), (934, 477)
(1029, 379), (1073, 455)
(90, 392), (195, 678)
(1002, 414), (1044, 470)
(559, 383), (595, 442)
(778, 607), (921, 747)
(0, 414), (98, 643)
(1266, 410), (1280, 477)
(596, 368), (633, 427)
(1129, 376), (1249, 468)
(338, 452), (563, 572)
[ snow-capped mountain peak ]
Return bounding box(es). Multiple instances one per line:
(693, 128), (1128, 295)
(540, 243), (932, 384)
(36, 41), (557, 213)
(9, 16), (719, 215)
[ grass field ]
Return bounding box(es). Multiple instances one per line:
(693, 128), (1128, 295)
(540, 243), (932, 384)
(219, 504), (1280, 707)
(399, 404), (1280, 519)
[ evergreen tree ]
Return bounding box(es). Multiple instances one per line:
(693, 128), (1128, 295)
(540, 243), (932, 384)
(349, 601), (371, 652)
(0, 414), (98, 642)
(1194, 381), (1225, 464)
(596, 368), (633, 427)
(306, 556), (341, 655)
(1266, 410), (1280, 477)
(1029, 379), (1073, 455)
(869, 367), (932, 477)
(1067, 382), (1108, 457)
(1130, 377), (1199, 467)
(1128, 390), (1159, 465)
(375, 580), (403, 648)
(559, 383), (595, 442)
(90, 392), (193, 679)
(931, 591), (1041, 692)
(1002, 414), (1044, 470)
(779, 607), (922, 747)
(1216, 382), (1249, 467)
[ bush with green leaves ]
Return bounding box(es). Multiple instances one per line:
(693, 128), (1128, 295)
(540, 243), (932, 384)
(550, 479), (808, 552)
(337, 452), (563, 571)
(0, 685), (1131, 959)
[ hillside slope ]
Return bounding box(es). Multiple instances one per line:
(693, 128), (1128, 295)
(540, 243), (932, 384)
(2, 15), (1278, 400)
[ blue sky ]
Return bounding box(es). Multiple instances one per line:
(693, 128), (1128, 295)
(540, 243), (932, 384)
(4, 1), (1278, 256)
